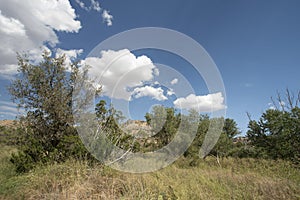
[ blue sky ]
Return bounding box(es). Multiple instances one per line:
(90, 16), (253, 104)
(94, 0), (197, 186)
(0, 0), (300, 135)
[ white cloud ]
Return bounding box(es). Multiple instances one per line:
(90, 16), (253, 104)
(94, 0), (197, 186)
(0, 64), (19, 78)
(170, 78), (178, 85)
(75, 0), (101, 12)
(153, 68), (159, 76)
(31, 0), (81, 32)
(0, 11), (26, 36)
(75, 0), (88, 10)
(91, 0), (101, 12)
(167, 89), (175, 96)
(173, 92), (226, 112)
(102, 10), (113, 26)
(132, 86), (167, 101)
(84, 49), (159, 100)
(56, 48), (83, 69)
(0, 0), (81, 78)
(74, 0), (112, 27)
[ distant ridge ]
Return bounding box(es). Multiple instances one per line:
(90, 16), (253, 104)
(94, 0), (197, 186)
(0, 120), (17, 128)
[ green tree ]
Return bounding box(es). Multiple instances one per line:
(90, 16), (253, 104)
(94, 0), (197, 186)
(145, 105), (180, 147)
(95, 101), (139, 152)
(223, 118), (240, 139)
(185, 116), (240, 162)
(247, 90), (300, 164)
(247, 107), (300, 163)
(8, 51), (97, 172)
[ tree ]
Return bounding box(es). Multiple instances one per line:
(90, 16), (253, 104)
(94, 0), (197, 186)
(223, 118), (240, 139)
(95, 100), (139, 153)
(8, 51), (98, 172)
(145, 105), (180, 147)
(247, 90), (300, 164)
(185, 116), (240, 163)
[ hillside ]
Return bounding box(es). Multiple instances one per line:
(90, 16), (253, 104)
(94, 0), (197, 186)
(0, 120), (16, 128)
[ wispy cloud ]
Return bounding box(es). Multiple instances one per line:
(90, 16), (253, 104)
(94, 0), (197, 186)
(244, 83), (253, 88)
(102, 10), (113, 26)
(75, 0), (101, 12)
(91, 0), (101, 11)
(74, 0), (113, 26)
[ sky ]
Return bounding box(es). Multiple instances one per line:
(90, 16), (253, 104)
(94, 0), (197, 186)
(0, 0), (300, 135)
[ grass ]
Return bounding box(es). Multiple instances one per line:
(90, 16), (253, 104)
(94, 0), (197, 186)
(0, 145), (27, 199)
(0, 144), (299, 200)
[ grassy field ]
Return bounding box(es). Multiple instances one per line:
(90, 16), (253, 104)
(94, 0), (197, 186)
(0, 144), (299, 200)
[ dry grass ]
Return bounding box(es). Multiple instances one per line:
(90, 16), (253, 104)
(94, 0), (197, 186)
(0, 145), (299, 200)
(3, 158), (297, 200)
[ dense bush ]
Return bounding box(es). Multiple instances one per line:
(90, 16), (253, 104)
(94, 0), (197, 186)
(247, 106), (300, 164)
(8, 52), (99, 173)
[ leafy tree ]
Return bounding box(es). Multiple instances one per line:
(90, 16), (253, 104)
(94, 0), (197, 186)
(8, 51), (97, 172)
(223, 118), (240, 139)
(95, 100), (139, 153)
(184, 114), (209, 159)
(247, 107), (300, 163)
(185, 116), (240, 163)
(247, 90), (300, 164)
(145, 105), (180, 147)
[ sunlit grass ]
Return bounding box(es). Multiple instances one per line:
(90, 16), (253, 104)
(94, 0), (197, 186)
(1, 145), (299, 200)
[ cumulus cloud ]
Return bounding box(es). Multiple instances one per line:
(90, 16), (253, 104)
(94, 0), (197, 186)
(83, 49), (159, 100)
(0, 11), (26, 36)
(132, 86), (167, 101)
(0, 0), (81, 78)
(173, 92), (226, 112)
(102, 10), (113, 26)
(170, 78), (178, 85)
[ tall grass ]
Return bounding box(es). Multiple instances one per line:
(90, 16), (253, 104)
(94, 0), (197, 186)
(1, 146), (299, 200)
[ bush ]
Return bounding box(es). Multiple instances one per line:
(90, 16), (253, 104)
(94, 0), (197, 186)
(10, 128), (95, 173)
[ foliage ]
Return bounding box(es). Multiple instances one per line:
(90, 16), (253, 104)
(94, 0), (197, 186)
(185, 115), (240, 162)
(247, 106), (300, 164)
(0, 125), (23, 146)
(8, 52), (96, 172)
(95, 100), (140, 152)
(144, 105), (181, 149)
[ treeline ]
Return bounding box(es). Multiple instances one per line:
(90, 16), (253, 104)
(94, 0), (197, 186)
(4, 52), (299, 173)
